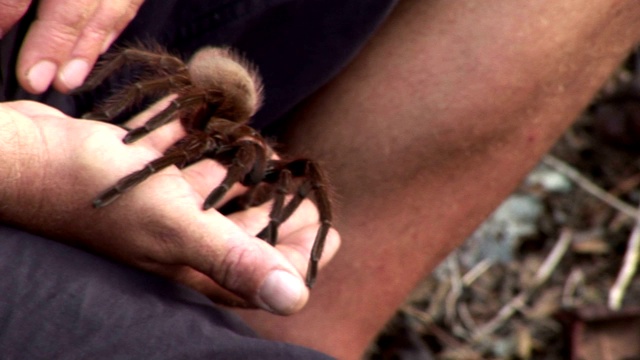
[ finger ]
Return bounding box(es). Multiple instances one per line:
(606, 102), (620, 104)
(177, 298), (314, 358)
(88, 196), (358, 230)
(122, 95), (176, 128)
(80, 156), (309, 315)
(120, 95), (188, 151)
(181, 160), (248, 206)
(56, 0), (125, 91)
(225, 197), (321, 239)
(225, 200), (341, 279)
(3, 100), (68, 118)
(0, 0), (31, 38)
(276, 224), (341, 279)
(59, 0), (145, 91)
(152, 207), (310, 315)
(17, 0), (99, 94)
(99, 0), (144, 54)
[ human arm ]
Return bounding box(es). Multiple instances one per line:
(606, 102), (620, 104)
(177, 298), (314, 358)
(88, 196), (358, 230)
(0, 99), (339, 315)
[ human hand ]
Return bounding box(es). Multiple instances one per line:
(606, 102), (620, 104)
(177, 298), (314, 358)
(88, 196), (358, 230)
(2, 0), (144, 94)
(0, 99), (340, 315)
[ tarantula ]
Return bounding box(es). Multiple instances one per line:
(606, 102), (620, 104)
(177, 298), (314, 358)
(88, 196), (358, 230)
(74, 45), (332, 288)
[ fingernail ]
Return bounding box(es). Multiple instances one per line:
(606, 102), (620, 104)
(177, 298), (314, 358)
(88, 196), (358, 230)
(257, 270), (305, 314)
(26, 60), (57, 93)
(60, 59), (90, 90)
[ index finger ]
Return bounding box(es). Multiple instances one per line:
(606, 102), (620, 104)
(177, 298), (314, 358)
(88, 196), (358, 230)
(16, 0), (98, 93)
(58, 0), (145, 92)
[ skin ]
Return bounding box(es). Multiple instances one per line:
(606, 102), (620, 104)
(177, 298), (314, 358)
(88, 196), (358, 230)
(2, 0), (145, 93)
(0, 0), (340, 316)
(0, 98), (340, 315)
(233, 0), (640, 358)
(4, 0), (640, 359)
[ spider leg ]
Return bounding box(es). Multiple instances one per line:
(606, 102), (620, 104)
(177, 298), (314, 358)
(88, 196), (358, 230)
(123, 92), (213, 144)
(93, 152), (187, 208)
(82, 76), (191, 122)
(73, 46), (187, 93)
(295, 160), (332, 288)
(203, 140), (265, 210)
(94, 133), (219, 208)
(257, 159), (333, 288)
(256, 169), (292, 245)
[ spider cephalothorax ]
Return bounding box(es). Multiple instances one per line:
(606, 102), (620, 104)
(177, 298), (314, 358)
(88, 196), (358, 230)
(74, 45), (332, 288)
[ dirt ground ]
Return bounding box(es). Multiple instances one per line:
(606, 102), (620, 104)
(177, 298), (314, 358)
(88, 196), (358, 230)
(367, 51), (640, 359)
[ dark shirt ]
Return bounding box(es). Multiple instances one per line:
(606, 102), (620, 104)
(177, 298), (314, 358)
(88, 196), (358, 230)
(1, 0), (398, 131)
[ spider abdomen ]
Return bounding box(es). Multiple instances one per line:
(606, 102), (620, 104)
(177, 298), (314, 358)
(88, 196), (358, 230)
(188, 47), (263, 124)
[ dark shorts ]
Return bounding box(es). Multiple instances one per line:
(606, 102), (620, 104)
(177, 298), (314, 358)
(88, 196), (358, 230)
(0, 0), (397, 358)
(0, 226), (330, 359)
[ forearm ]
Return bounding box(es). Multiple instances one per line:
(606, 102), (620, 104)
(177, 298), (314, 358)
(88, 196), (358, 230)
(238, 0), (640, 358)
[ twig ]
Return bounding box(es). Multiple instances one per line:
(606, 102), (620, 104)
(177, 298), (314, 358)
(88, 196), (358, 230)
(542, 155), (637, 219)
(445, 256), (463, 326)
(609, 209), (640, 310)
(543, 155), (640, 311)
(462, 259), (494, 286)
(562, 268), (585, 308)
(471, 228), (573, 341)
(402, 306), (466, 348)
(458, 302), (478, 334)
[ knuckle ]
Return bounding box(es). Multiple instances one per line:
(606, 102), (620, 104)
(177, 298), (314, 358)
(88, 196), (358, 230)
(39, 2), (95, 31)
(36, 20), (83, 47)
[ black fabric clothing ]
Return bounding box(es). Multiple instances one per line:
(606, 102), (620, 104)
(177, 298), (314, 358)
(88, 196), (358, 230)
(0, 0), (399, 358)
(1, 0), (399, 131)
(0, 226), (330, 359)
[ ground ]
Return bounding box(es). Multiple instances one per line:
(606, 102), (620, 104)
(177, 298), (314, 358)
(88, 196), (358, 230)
(368, 51), (640, 359)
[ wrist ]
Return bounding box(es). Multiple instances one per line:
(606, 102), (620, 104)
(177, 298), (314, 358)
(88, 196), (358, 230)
(0, 103), (51, 227)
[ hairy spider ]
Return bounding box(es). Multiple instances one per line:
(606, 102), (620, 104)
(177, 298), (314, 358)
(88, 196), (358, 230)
(74, 45), (332, 288)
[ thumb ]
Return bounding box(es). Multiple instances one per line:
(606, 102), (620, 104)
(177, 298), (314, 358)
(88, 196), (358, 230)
(170, 210), (310, 315)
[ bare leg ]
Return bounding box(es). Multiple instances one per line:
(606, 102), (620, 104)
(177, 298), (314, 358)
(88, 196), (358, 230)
(236, 0), (640, 358)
